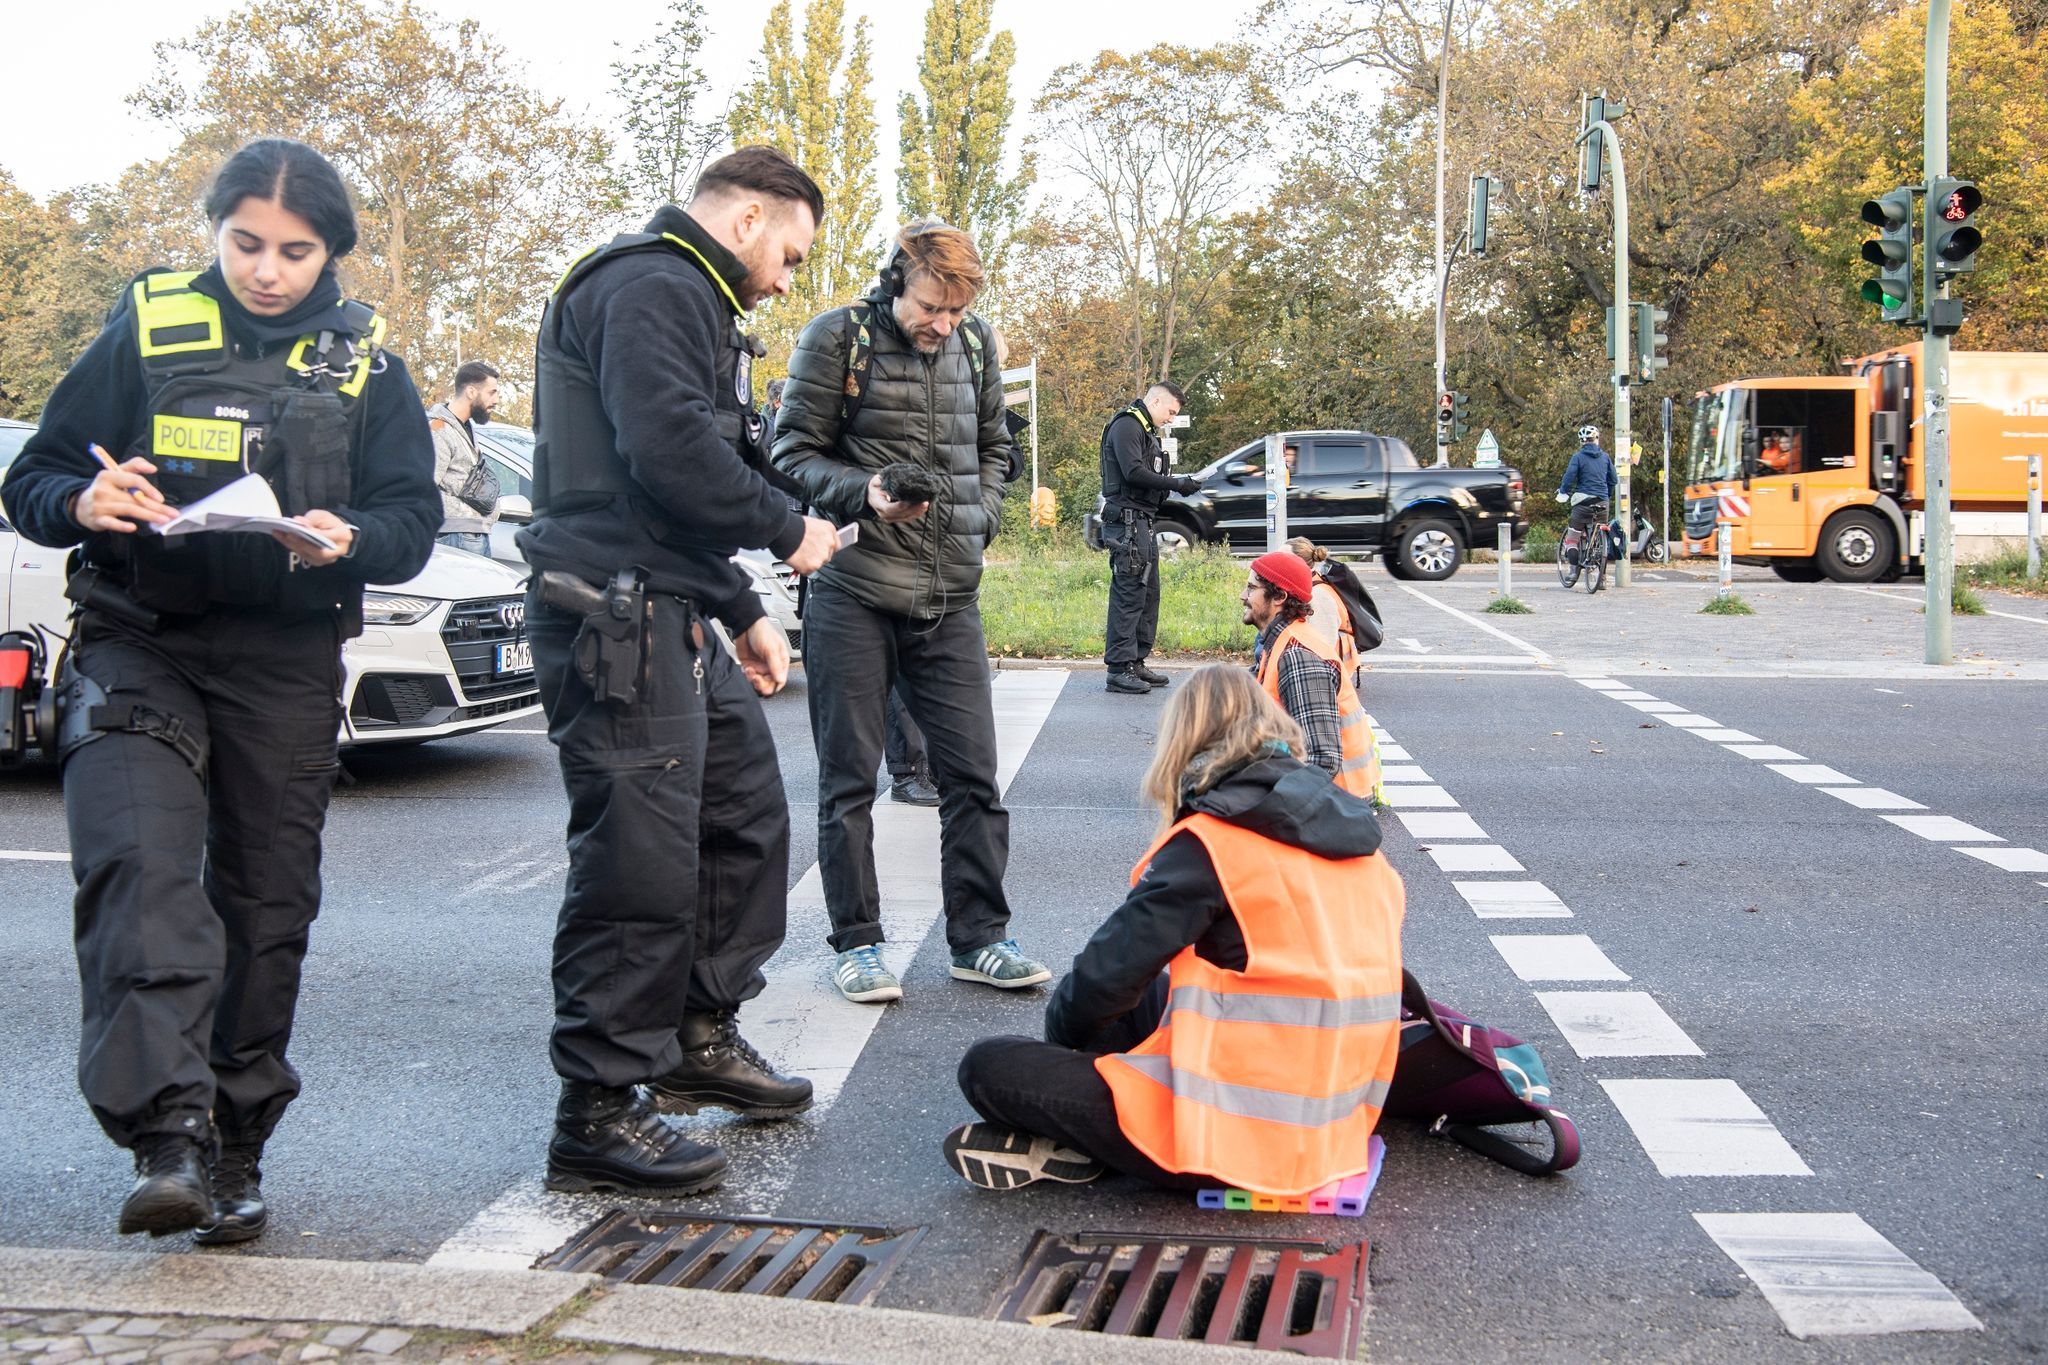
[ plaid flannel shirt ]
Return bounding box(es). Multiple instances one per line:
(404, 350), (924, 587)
(1254, 619), (1344, 777)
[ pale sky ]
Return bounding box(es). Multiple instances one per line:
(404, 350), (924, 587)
(5, 0), (1269, 205)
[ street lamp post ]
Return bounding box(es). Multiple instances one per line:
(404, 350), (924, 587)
(1432, 0), (1455, 468)
(1576, 116), (1633, 589)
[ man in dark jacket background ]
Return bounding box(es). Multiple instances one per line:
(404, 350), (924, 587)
(774, 220), (1046, 1005)
(1100, 382), (1198, 694)
(519, 146), (840, 1198)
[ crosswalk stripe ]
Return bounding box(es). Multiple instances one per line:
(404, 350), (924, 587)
(1536, 990), (1703, 1058)
(1694, 1212), (1982, 1338)
(1489, 934), (1629, 982)
(1600, 1079), (1811, 1177)
(1452, 880), (1570, 918)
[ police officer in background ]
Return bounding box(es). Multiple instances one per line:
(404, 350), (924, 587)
(519, 145), (840, 1197)
(1101, 382), (1198, 694)
(0, 139), (441, 1242)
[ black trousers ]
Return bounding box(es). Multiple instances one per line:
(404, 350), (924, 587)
(884, 684), (926, 780)
(801, 578), (1010, 955)
(1100, 516), (1161, 671)
(527, 587), (790, 1087)
(956, 975), (1205, 1190)
(61, 605), (344, 1151)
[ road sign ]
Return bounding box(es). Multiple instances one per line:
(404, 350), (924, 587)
(1718, 490), (1750, 519)
(1475, 429), (1501, 467)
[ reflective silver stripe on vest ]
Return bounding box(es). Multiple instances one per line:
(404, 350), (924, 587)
(1166, 985), (1398, 1030)
(1338, 752), (1376, 774)
(1339, 710), (1370, 731)
(1120, 1053), (1391, 1128)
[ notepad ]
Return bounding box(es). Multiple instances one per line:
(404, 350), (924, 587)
(154, 474), (336, 553)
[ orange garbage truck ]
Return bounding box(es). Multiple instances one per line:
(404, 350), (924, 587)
(1681, 344), (2048, 581)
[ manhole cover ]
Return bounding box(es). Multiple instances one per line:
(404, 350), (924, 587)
(988, 1230), (1366, 1357)
(536, 1211), (924, 1306)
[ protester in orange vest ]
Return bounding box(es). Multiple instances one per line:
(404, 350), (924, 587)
(1242, 551), (1379, 800)
(944, 665), (1404, 1193)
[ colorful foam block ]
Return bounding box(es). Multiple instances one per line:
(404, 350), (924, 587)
(1197, 1136), (1386, 1216)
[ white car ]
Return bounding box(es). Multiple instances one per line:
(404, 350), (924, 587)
(474, 424), (804, 656)
(0, 417), (540, 748)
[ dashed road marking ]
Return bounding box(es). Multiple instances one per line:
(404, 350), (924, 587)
(1818, 787), (1926, 811)
(1538, 991), (1704, 1058)
(1574, 677), (1631, 691)
(1768, 763), (1859, 785)
(1694, 1212), (1982, 1338)
(1384, 784), (1457, 808)
(1724, 744), (1807, 761)
(1957, 845), (2048, 873)
(1426, 843), (1525, 874)
(1879, 815), (2002, 843)
(1600, 1079), (1812, 1177)
(1490, 934), (1630, 982)
(1378, 743), (1413, 761)
(1392, 583), (1554, 664)
(1378, 764), (1434, 783)
(1658, 713), (1720, 728)
(1691, 728), (1761, 743)
(0, 850), (67, 862)
(1624, 700), (1685, 713)
(1397, 812), (1488, 840)
(1607, 690), (1658, 700)
(1453, 880), (1571, 918)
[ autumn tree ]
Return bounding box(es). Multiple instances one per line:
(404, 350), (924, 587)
(895, 0), (1032, 279)
(730, 0), (880, 362)
(133, 0), (620, 399)
(612, 0), (729, 215)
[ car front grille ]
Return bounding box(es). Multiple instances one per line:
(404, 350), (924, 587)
(1683, 496), (1721, 540)
(440, 596), (535, 701)
(350, 673), (455, 728)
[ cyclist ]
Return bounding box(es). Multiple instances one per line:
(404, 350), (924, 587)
(1555, 424), (1617, 569)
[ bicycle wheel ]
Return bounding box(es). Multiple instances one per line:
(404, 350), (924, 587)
(1556, 533), (1579, 588)
(1584, 531), (1609, 593)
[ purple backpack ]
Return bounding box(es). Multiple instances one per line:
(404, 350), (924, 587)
(1382, 971), (1581, 1175)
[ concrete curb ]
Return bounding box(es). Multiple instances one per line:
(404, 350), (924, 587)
(0, 1249), (1279, 1363)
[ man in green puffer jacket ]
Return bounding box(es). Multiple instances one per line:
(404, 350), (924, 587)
(773, 221), (1044, 1005)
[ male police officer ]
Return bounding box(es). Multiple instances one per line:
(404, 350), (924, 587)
(1101, 382), (1198, 694)
(519, 146), (840, 1196)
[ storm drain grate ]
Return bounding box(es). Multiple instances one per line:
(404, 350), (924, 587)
(988, 1230), (1367, 1357)
(536, 1211), (924, 1306)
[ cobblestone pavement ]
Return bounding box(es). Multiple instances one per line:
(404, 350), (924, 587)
(0, 1312), (707, 1365)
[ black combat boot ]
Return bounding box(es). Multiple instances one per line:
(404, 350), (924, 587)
(651, 1012), (814, 1119)
(1131, 663), (1170, 687)
(545, 1082), (726, 1197)
(889, 767), (940, 806)
(1105, 669), (1151, 695)
(192, 1142), (267, 1246)
(117, 1134), (211, 1237)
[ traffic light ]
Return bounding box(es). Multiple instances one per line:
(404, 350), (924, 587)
(1927, 177), (1982, 283)
(1633, 302), (1669, 381)
(1468, 174), (1493, 256)
(1435, 391), (1453, 447)
(1450, 392), (1471, 442)
(1604, 306), (1616, 363)
(1578, 93), (1624, 192)
(1859, 188), (1916, 325)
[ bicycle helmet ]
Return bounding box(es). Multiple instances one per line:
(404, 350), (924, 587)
(1577, 424), (1600, 443)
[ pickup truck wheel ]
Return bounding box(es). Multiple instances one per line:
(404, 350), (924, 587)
(1815, 510), (1894, 584)
(1398, 519), (1463, 580)
(1154, 520), (1193, 556)
(1380, 555), (1409, 580)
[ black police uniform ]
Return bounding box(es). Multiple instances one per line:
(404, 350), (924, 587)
(0, 265), (438, 1189)
(1099, 401), (1186, 674)
(520, 208), (809, 1102)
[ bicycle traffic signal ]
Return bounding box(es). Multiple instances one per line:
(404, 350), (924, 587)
(1633, 302), (1669, 381)
(1859, 188), (1916, 325)
(1927, 177), (1982, 282)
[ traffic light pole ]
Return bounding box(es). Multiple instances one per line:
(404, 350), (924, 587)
(1923, 0), (1954, 664)
(1432, 0), (1455, 468)
(1578, 118), (1632, 589)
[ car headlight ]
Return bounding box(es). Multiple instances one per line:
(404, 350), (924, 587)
(363, 592), (440, 625)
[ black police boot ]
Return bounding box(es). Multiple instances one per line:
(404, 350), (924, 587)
(889, 768), (940, 806)
(1132, 663), (1170, 687)
(1105, 669), (1152, 695)
(192, 1141), (267, 1246)
(651, 1012), (815, 1119)
(545, 1082), (727, 1197)
(117, 1134), (211, 1238)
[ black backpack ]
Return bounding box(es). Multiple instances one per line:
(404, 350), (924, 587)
(1320, 560), (1384, 652)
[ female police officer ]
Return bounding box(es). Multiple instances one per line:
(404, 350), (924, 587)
(1, 139), (439, 1242)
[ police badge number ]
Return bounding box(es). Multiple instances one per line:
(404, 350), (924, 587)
(734, 323), (754, 405)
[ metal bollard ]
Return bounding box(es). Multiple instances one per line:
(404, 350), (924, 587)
(1718, 524), (1733, 597)
(2029, 455), (2042, 581)
(1497, 522), (1511, 599)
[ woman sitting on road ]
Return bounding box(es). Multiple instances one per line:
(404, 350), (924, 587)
(1287, 536), (1381, 688)
(943, 665), (1404, 1195)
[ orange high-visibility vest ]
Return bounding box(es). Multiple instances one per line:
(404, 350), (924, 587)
(1256, 620), (1379, 799)
(1311, 581), (1360, 678)
(1095, 814), (1405, 1195)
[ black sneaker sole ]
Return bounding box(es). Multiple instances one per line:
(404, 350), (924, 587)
(118, 1182), (211, 1237)
(942, 1123), (1105, 1191)
(648, 1087), (815, 1121)
(192, 1212), (268, 1246)
(543, 1161), (727, 1198)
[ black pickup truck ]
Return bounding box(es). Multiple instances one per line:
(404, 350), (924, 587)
(1124, 429), (1527, 579)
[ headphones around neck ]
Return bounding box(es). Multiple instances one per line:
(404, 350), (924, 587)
(876, 219), (960, 300)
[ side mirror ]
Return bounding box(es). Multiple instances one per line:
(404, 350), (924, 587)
(1222, 461), (1252, 483)
(496, 493), (533, 524)
(1739, 429), (1760, 488)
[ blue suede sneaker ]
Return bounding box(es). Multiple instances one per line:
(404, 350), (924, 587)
(949, 939), (1051, 989)
(833, 945), (903, 1004)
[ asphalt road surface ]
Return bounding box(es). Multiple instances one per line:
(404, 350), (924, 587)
(3, 564), (2044, 1361)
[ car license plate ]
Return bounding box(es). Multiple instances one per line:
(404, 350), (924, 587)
(496, 639), (531, 674)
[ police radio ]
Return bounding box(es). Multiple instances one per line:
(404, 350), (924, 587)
(0, 630), (57, 765)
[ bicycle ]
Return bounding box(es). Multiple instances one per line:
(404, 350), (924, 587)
(1555, 502), (1612, 593)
